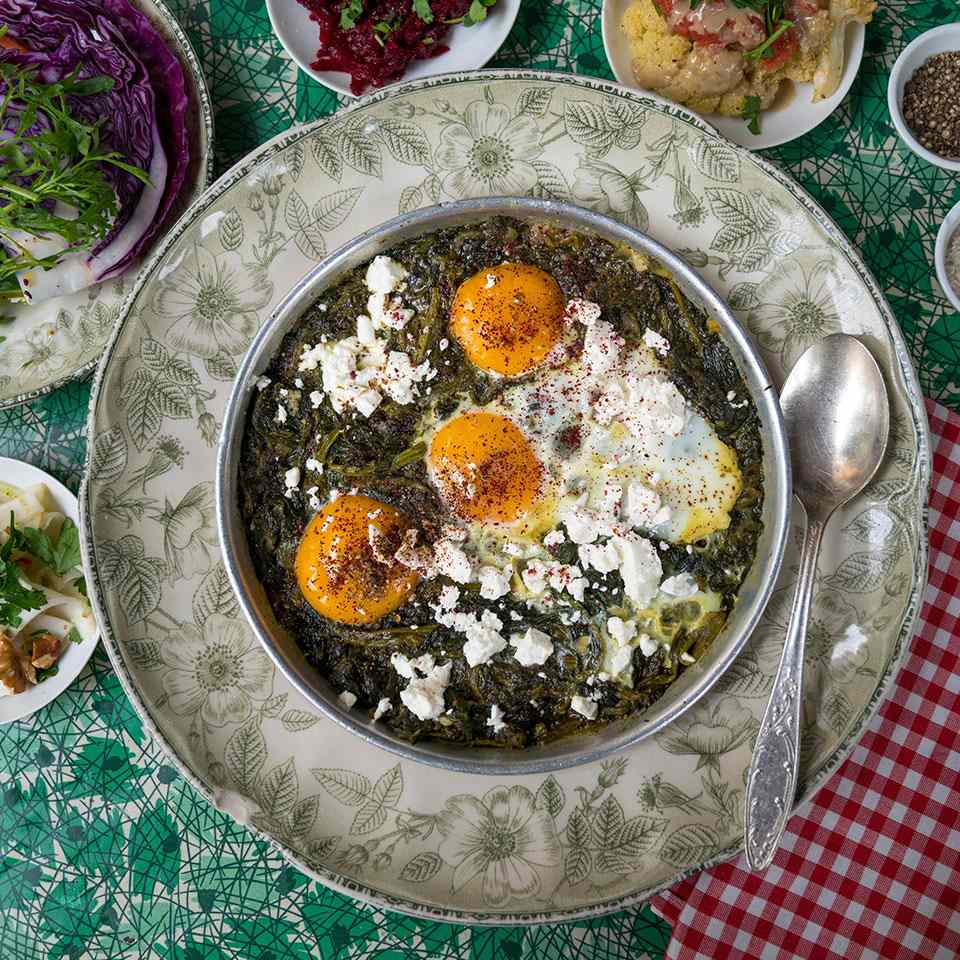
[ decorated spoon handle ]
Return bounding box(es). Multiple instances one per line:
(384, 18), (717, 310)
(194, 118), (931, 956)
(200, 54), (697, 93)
(744, 512), (825, 872)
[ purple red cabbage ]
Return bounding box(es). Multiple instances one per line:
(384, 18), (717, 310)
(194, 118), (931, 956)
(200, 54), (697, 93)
(0, 0), (190, 281)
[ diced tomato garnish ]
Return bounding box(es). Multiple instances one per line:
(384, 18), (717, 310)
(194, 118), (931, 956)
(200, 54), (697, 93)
(655, 0), (764, 48)
(757, 26), (799, 71)
(0, 34), (27, 52)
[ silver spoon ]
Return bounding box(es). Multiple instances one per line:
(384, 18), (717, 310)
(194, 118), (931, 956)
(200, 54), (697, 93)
(744, 333), (889, 871)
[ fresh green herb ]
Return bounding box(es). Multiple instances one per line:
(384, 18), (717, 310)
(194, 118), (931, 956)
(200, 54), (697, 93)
(67, 625), (83, 646)
(744, 19), (792, 60)
(445, 0), (497, 27)
(741, 95), (763, 135)
(0, 517), (46, 629)
(466, 0), (497, 25)
(72, 575), (87, 597)
(339, 0), (363, 29)
(372, 19), (397, 45)
(7, 516), (82, 577)
(392, 440), (426, 469)
(35, 664), (58, 683)
(0, 65), (150, 302)
(412, 0), (434, 23)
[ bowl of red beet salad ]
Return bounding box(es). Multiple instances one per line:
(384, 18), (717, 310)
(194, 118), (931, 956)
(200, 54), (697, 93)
(269, 0), (520, 96)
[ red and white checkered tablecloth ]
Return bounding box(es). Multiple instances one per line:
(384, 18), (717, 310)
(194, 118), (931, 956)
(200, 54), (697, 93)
(650, 399), (960, 960)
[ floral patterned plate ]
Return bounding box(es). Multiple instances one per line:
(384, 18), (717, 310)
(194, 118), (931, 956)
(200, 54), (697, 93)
(80, 71), (930, 924)
(0, 0), (214, 411)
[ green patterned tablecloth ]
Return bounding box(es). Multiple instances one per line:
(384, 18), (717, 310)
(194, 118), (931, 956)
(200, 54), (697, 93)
(1, 2), (958, 958)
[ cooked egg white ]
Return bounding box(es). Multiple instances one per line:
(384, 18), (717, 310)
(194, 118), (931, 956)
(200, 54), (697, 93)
(421, 330), (742, 568)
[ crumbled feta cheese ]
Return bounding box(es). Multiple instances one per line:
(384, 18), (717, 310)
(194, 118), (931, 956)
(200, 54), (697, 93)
(612, 532), (662, 608)
(638, 633), (658, 657)
(373, 697), (392, 720)
(679, 652), (696, 665)
(487, 704), (507, 733)
(399, 660), (452, 721)
(298, 342), (326, 372)
(294, 378), (303, 388)
(439, 337), (449, 351)
(438, 610), (506, 667)
(643, 328), (671, 356)
(623, 374), (688, 438)
(390, 651), (434, 680)
(571, 695), (598, 720)
(356, 314), (377, 345)
(561, 507), (605, 545)
(306, 486), (321, 511)
(660, 572), (699, 598)
(511, 627), (554, 667)
(305, 457), (323, 474)
(485, 273), (497, 289)
(366, 255), (408, 295)
(478, 566), (511, 600)
(256, 376), (271, 391)
(379, 351), (432, 404)
(565, 298), (602, 326)
(502, 542), (524, 557)
(437, 585), (460, 611)
(283, 466), (300, 498)
(278, 388), (288, 398)
(579, 539), (621, 574)
(726, 390), (737, 402)
(521, 559), (585, 602)
(368, 292), (414, 331)
(607, 616), (637, 645)
(433, 539), (473, 584)
(509, 610), (523, 622)
(353, 389), (382, 418)
(623, 481), (671, 529)
(582, 320), (624, 375)
(309, 390), (324, 409)
(543, 529), (565, 548)
(275, 404), (287, 424)
(338, 690), (357, 708)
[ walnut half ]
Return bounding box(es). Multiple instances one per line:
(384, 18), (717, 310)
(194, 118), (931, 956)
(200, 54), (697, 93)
(31, 631), (61, 670)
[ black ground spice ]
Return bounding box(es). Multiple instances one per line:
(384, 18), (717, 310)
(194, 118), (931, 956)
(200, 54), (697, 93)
(902, 51), (960, 159)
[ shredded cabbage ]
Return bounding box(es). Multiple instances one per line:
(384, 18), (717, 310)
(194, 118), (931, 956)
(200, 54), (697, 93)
(0, 0), (190, 301)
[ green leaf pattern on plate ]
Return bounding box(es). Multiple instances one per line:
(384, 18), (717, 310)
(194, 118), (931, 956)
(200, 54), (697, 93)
(73, 74), (929, 923)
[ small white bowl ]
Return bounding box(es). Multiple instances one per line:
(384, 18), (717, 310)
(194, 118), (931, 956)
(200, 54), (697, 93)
(935, 201), (960, 314)
(888, 23), (960, 173)
(266, 0), (520, 98)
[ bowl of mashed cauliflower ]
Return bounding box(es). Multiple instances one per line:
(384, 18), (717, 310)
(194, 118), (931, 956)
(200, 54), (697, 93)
(603, 0), (876, 148)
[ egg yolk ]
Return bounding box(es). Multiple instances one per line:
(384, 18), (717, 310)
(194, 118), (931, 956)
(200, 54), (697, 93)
(295, 495), (419, 626)
(450, 263), (566, 376)
(428, 411), (543, 524)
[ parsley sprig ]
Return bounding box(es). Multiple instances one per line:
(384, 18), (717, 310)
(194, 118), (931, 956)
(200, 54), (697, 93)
(0, 64), (150, 302)
(0, 518), (45, 630)
(7, 515), (82, 577)
(1, 513), (84, 630)
(741, 95), (763, 135)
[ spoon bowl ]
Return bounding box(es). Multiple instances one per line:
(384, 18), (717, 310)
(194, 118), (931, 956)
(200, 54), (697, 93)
(781, 334), (890, 517)
(745, 333), (889, 871)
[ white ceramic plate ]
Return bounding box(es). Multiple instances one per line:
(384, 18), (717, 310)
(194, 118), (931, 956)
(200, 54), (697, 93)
(0, 0), (215, 411)
(601, 0), (866, 150)
(0, 458), (99, 724)
(81, 71), (929, 924)
(266, 0), (521, 97)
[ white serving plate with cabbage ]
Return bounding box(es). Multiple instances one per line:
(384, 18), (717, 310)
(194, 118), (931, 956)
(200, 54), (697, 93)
(0, 457), (98, 723)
